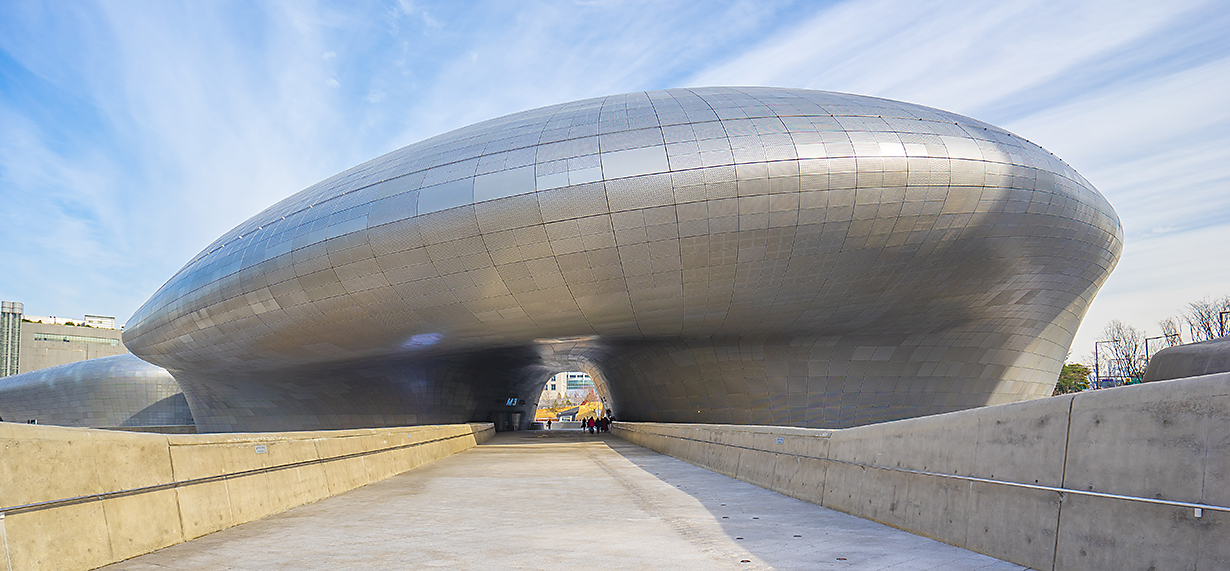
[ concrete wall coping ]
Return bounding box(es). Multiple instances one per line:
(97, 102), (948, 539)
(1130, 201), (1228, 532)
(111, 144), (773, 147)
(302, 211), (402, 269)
(622, 422), (834, 438)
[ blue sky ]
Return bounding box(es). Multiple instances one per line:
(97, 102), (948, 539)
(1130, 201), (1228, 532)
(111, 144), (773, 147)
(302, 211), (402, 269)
(1, 0), (1227, 362)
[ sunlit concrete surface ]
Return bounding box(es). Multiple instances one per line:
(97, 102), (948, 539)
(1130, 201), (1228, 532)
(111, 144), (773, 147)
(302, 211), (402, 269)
(99, 431), (1023, 570)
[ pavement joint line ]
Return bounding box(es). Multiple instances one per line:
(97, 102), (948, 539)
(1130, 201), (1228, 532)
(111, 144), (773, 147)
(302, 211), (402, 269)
(0, 428), (491, 516)
(616, 424), (1230, 513)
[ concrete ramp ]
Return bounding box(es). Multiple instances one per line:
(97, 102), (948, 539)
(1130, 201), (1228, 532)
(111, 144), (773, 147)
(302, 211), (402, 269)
(94, 431), (1022, 570)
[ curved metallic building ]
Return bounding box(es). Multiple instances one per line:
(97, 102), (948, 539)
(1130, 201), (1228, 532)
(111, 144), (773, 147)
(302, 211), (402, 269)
(125, 87), (1122, 432)
(0, 354), (192, 427)
(1143, 338), (1230, 383)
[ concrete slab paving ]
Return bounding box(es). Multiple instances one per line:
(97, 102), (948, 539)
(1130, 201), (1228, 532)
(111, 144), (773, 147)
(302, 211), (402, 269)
(99, 431), (1028, 570)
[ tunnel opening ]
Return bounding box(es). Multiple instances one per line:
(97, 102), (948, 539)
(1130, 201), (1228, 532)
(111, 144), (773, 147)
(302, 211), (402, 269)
(531, 371), (612, 433)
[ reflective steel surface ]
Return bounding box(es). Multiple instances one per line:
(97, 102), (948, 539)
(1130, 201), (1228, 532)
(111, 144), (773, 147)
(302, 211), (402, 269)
(124, 87), (1122, 432)
(0, 354), (192, 427)
(1142, 337), (1230, 382)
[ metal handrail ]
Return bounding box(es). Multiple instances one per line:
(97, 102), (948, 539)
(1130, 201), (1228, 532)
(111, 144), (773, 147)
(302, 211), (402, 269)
(0, 427), (492, 516)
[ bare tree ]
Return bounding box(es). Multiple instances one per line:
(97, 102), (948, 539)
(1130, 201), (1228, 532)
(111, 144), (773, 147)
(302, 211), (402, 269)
(1158, 317), (1183, 345)
(1097, 320), (1148, 384)
(1180, 295), (1230, 342)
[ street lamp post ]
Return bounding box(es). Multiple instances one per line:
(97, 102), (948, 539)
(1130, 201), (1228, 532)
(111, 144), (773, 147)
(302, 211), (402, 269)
(1093, 340), (1116, 389)
(1144, 333), (1182, 363)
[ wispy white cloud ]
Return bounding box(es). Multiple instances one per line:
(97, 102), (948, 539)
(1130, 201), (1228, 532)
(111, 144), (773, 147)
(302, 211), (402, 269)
(0, 0), (1226, 358)
(1008, 54), (1230, 356)
(0, 107), (135, 297)
(420, 11), (442, 30)
(0, 1), (369, 319)
(1006, 55), (1230, 233)
(1073, 223), (1230, 363)
(365, 89), (387, 103)
(688, 0), (1207, 116)
(686, 0), (1230, 359)
(367, 0), (801, 145)
(0, 0), (804, 322)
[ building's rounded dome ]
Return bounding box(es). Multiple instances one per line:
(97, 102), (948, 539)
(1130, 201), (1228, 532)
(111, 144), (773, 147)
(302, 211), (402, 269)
(122, 87), (1122, 432)
(0, 354), (192, 428)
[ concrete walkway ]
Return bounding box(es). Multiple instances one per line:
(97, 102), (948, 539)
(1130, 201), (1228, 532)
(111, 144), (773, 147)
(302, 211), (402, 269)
(101, 431), (1026, 570)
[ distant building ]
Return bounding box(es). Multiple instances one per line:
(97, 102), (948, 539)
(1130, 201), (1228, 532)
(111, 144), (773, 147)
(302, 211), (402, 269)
(0, 301), (128, 377)
(84, 315), (117, 329)
(538, 371), (594, 404)
(23, 313), (119, 329)
(1, 302), (21, 376)
(563, 372), (594, 391)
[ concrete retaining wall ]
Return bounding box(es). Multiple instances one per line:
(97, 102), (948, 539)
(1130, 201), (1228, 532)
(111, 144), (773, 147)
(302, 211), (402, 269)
(0, 422), (493, 571)
(614, 373), (1230, 571)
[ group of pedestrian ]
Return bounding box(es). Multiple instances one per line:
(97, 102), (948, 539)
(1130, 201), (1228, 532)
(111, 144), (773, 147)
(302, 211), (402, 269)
(582, 416), (612, 434)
